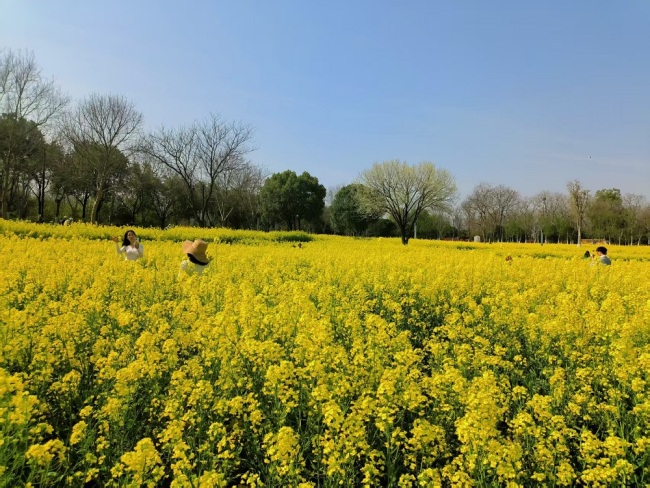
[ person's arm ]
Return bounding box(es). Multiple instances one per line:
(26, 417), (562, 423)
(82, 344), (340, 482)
(137, 243), (144, 258)
(112, 237), (124, 254)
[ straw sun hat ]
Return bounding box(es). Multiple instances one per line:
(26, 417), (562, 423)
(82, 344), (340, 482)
(182, 239), (209, 264)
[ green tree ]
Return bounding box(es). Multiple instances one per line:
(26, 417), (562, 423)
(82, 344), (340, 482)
(329, 184), (382, 235)
(30, 140), (64, 222)
(0, 49), (68, 218)
(49, 149), (76, 222)
(0, 115), (46, 218)
(588, 188), (624, 242)
(360, 160), (457, 245)
(64, 147), (96, 221)
(69, 141), (129, 222)
(260, 170), (326, 230)
(111, 160), (161, 226)
(415, 210), (454, 239)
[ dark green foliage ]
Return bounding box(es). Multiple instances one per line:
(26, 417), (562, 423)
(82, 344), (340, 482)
(329, 184), (383, 236)
(0, 115), (47, 219)
(259, 170), (326, 231)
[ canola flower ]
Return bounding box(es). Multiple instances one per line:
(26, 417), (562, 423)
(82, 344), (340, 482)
(0, 220), (648, 486)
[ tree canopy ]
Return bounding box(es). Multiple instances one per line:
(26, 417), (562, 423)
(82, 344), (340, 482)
(260, 170), (326, 231)
(360, 160), (457, 244)
(329, 183), (383, 236)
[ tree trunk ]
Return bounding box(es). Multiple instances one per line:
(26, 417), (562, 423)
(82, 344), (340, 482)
(1, 166), (11, 219)
(54, 197), (63, 221)
(90, 187), (104, 224)
(0, 192), (8, 219)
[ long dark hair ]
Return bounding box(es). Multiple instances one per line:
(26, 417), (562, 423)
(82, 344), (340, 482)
(122, 230), (136, 247)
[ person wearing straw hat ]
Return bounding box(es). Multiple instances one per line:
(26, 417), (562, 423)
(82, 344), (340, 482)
(179, 239), (211, 276)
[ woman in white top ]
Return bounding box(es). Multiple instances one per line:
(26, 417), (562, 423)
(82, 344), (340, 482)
(112, 229), (144, 261)
(179, 239), (210, 276)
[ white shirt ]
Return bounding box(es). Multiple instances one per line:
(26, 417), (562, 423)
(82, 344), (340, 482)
(116, 243), (143, 261)
(179, 259), (208, 276)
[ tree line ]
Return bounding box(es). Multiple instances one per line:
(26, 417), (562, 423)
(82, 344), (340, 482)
(2, 49), (649, 244)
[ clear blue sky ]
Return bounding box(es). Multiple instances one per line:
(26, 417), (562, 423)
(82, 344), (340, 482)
(2, 0), (649, 199)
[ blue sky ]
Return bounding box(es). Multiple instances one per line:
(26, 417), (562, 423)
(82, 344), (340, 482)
(1, 0), (649, 200)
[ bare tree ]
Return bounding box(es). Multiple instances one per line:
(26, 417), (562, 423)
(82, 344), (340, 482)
(0, 49), (68, 218)
(449, 207), (465, 240)
(621, 193), (647, 245)
(491, 185), (520, 240)
(462, 183), (520, 241)
(530, 191), (572, 243)
(359, 160), (457, 245)
(195, 115), (253, 226)
(640, 204), (650, 245)
(213, 159), (265, 228)
(567, 180), (590, 247)
(144, 114), (254, 227)
(462, 183), (493, 241)
(143, 124), (198, 218)
(507, 198), (535, 243)
(129, 154), (180, 228)
(62, 94), (143, 223)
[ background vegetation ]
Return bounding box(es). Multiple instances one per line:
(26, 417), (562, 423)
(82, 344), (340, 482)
(2, 50), (649, 244)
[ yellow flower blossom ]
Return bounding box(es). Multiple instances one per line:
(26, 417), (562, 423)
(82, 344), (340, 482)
(0, 224), (648, 486)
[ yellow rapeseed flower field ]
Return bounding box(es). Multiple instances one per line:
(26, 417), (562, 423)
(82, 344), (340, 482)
(0, 220), (648, 486)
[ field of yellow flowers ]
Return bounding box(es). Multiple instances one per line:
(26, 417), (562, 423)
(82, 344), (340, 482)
(0, 220), (649, 487)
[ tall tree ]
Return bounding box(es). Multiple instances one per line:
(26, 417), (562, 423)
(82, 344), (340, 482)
(260, 170), (326, 230)
(621, 193), (647, 245)
(503, 198), (534, 243)
(414, 210), (454, 239)
(0, 49), (68, 218)
(531, 191), (573, 243)
(62, 94), (142, 223)
(113, 159), (161, 225)
(329, 183), (382, 236)
(0, 115), (46, 218)
(213, 161), (266, 229)
(65, 147), (97, 220)
(49, 149), (76, 222)
(30, 140), (64, 222)
(144, 115), (254, 227)
(150, 175), (182, 229)
(462, 184), (492, 241)
(360, 160), (457, 245)
(567, 180), (590, 246)
(588, 188), (624, 243)
(462, 184), (520, 242)
(640, 204), (650, 245)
